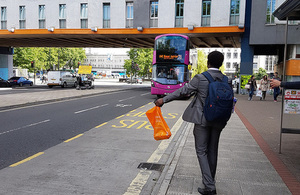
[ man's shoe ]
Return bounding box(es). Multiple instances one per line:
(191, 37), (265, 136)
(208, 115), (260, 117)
(197, 187), (217, 195)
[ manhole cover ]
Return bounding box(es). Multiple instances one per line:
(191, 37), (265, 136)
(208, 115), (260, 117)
(137, 163), (165, 172)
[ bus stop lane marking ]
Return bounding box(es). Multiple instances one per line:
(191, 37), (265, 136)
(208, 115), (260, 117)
(64, 134), (83, 143)
(9, 152), (44, 167)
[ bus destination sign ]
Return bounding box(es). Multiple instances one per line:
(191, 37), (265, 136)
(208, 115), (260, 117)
(159, 54), (182, 60)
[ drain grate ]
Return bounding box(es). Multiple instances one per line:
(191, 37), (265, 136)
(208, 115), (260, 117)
(137, 162), (165, 172)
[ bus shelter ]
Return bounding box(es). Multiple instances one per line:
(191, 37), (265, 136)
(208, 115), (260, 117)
(273, 0), (300, 153)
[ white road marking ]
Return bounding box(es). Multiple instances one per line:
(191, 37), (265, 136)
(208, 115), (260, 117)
(118, 96), (136, 102)
(74, 104), (109, 114)
(140, 92), (150, 96)
(115, 104), (132, 107)
(0, 119), (51, 136)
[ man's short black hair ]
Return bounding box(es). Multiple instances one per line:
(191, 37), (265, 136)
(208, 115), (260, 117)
(208, 51), (224, 68)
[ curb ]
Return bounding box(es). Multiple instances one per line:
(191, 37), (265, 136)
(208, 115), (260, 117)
(151, 121), (193, 195)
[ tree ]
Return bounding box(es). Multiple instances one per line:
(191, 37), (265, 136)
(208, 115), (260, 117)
(254, 68), (267, 80)
(13, 47), (86, 71)
(192, 50), (207, 78)
(124, 48), (153, 78)
(192, 50), (227, 78)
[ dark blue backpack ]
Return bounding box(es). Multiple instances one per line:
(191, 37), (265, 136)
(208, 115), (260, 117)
(202, 71), (234, 123)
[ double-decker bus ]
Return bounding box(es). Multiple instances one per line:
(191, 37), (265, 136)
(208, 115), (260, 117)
(151, 34), (192, 97)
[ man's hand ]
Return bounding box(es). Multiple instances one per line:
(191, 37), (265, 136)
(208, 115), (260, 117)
(270, 79), (281, 88)
(155, 98), (164, 107)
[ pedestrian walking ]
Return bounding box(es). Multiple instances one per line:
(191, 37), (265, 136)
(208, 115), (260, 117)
(259, 75), (269, 100)
(272, 72), (281, 102)
(247, 75), (257, 101)
(41, 75), (46, 84)
(155, 51), (232, 195)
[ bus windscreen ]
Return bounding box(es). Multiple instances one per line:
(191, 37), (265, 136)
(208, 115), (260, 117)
(155, 36), (187, 64)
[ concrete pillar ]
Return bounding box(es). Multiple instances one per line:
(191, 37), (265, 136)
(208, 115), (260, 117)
(240, 0), (254, 76)
(0, 47), (14, 80)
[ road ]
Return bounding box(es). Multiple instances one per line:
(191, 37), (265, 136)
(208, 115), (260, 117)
(0, 88), (155, 170)
(0, 83), (191, 194)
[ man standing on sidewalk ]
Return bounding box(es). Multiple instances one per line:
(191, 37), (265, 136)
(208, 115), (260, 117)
(155, 51), (231, 195)
(272, 72), (281, 102)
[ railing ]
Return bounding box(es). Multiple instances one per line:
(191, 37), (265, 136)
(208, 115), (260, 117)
(175, 18), (183, 27)
(103, 19), (110, 28)
(126, 19), (133, 28)
(150, 18), (158, 28)
(201, 16), (210, 27)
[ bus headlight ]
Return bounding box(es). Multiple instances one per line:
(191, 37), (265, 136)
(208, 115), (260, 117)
(151, 81), (155, 87)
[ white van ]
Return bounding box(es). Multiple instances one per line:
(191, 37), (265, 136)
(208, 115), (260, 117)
(47, 71), (77, 88)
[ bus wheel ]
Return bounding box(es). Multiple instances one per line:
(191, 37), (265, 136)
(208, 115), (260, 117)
(157, 95), (163, 98)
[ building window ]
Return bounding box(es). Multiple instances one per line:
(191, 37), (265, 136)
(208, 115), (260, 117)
(229, 0), (239, 25)
(81, 3), (88, 28)
(266, 0), (275, 24)
(126, 2), (133, 28)
(150, 1), (158, 28)
(227, 52), (231, 59)
(233, 62), (238, 69)
(59, 4), (66, 28)
(103, 3), (110, 28)
(253, 63), (258, 69)
(39, 5), (46, 29)
(19, 6), (26, 29)
(226, 62), (231, 69)
(1, 7), (7, 29)
(202, 0), (211, 26)
(233, 52), (238, 59)
(175, 0), (184, 27)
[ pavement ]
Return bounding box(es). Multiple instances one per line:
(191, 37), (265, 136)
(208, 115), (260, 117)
(0, 79), (299, 195)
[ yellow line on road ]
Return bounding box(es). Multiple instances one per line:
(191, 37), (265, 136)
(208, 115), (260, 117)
(64, 134), (83, 143)
(115, 115), (124, 119)
(9, 152), (44, 167)
(95, 122), (108, 128)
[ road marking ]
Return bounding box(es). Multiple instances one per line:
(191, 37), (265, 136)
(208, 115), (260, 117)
(124, 117), (184, 195)
(118, 96), (136, 102)
(115, 104), (132, 107)
(9, 152), (44, 167)
(0, 90), (125, 113)
(140, 92), (150, 96)
(64, 134), (83, 143)
(115, 115), (125, 119)
(74, 104), (108, 114)
(0, 119), (50, 136)
(95, 122), (108, 128)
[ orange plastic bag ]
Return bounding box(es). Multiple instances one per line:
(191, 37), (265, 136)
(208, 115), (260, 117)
(146, 106), (171, 141)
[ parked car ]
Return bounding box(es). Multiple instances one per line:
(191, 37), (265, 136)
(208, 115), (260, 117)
(127, 77), (143, 84)
(8, 76), (33, 86)
(0, 77), (11, 87)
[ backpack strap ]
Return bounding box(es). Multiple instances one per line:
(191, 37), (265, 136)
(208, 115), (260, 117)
(202, 71), (214, 83)
(222, 75), (229, 83)
(202, 71), (229, 83)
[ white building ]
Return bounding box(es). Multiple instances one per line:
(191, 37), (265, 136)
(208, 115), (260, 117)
(84, 49), (129, 77)
(194, 48), (276, 77)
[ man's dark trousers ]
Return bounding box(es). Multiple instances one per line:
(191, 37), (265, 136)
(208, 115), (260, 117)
(193, 123), (225, 190)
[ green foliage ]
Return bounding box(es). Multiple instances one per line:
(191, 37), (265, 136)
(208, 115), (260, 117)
(241, 75), (251, 89)
(125, 48), (153, 78)
(192, 50), (226, 78)
(192, 50), (207, 78)
(13, 47), (86, 72)
(254, 68), (267, 80)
